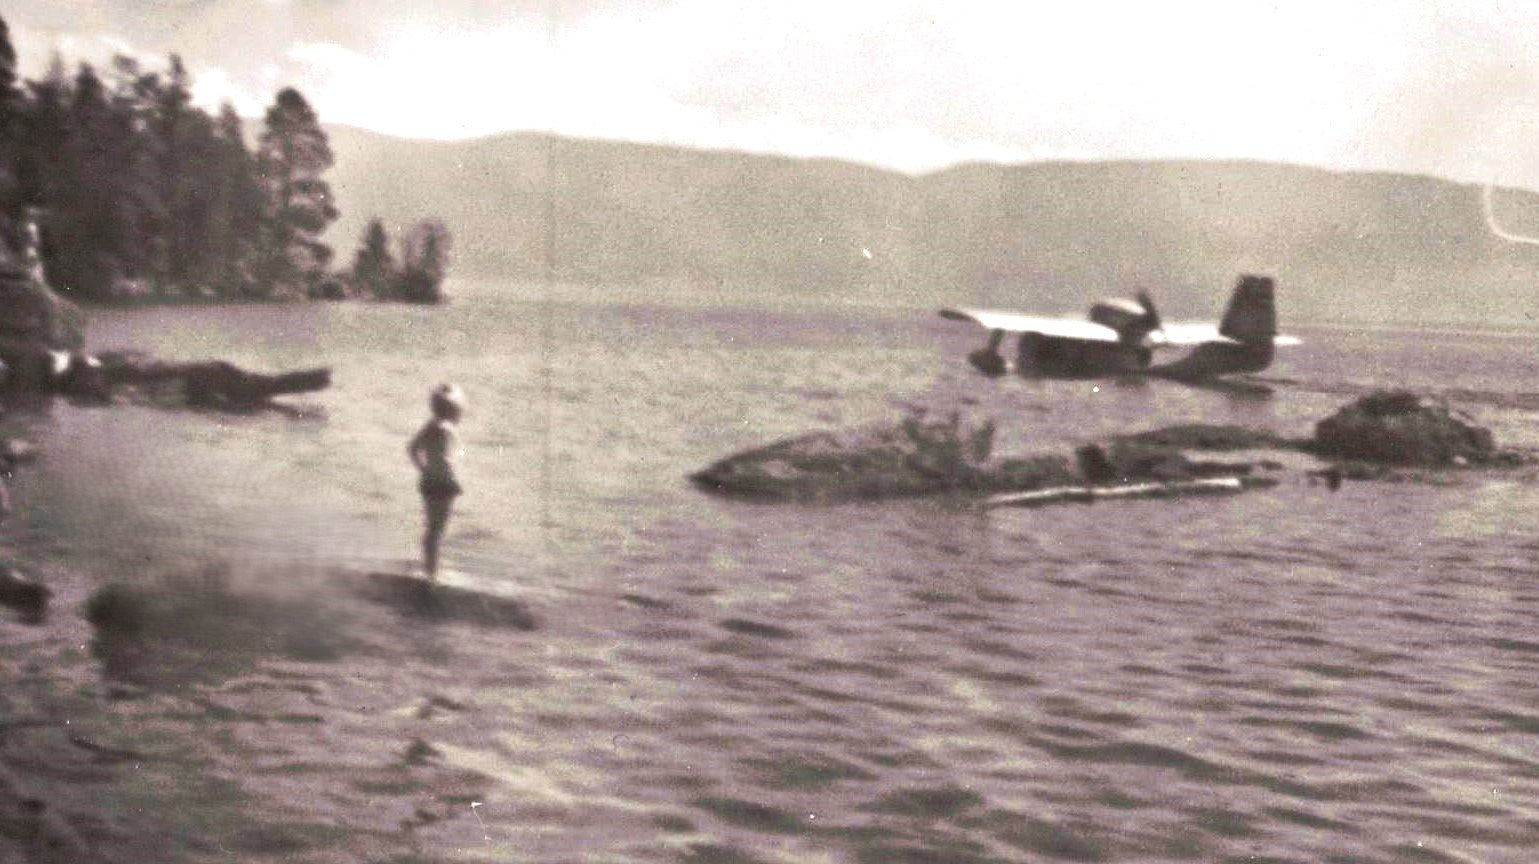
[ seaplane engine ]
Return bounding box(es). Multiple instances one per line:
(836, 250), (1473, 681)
(1088, 298), (1156, 343)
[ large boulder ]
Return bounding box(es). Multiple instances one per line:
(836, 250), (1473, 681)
(1312, 390), (1496, 465)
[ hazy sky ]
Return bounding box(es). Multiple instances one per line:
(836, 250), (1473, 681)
(8, 1), (1539, 184)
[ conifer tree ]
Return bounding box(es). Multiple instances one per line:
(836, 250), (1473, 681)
(208, 104), (262, 297)
(47, 63), (118, 296)
(351, 218), (396, 299)
(103, 55), (169, 290)
(254, 87), (337, 298)
(16, 54), (70, 278)
(153, 55), (198, 289)
(0, 16), (15, 103)
(0, 14), (21, 234)
(397, 219), (452, 303)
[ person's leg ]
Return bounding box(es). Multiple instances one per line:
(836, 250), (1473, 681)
(422, 495), (453, 577)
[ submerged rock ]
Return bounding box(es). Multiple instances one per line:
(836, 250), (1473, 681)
(84, 573), (349, 685)
(1312, 390), (1497, 465)
(1113, 424), (1297, 451)
(353, 570), (537, 631)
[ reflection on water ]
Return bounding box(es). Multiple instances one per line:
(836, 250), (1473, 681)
(2, 283), (1537, 863)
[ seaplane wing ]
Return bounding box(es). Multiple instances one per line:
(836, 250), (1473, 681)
(1146, 323), (1302, 347)
(1145, 322), (1231, 346)
(938, 308), (1121, 343)
(942, 309), (1299, 349)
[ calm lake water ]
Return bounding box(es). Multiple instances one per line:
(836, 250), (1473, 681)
(4, 281), (1538, 863)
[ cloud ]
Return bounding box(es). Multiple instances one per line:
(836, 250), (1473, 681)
(284, 30), (550, 138)
(11, 1), (1539, 183)
(1352, 5), (1539, 186)
(188, 64), (265, 115)
(271, 2), (1121, 167)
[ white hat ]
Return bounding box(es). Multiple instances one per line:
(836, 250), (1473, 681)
(430, 383), (465, 416)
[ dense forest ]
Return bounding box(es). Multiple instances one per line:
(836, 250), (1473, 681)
(0, 15), (448, 303)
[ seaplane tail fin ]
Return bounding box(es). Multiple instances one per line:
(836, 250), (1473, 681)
(1218, 274), (1277, 345)
(1135, 290), (1162, 335)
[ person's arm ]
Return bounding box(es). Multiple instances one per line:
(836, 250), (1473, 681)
(443, 423), (462, 464)
(406, 424), (427, 471)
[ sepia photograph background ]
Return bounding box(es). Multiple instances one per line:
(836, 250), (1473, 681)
(0, 2), (1536, 862)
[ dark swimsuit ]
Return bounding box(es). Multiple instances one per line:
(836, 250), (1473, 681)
(419, 476), (462, 499)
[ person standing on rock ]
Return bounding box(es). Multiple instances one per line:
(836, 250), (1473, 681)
(407, 384), (465, 578)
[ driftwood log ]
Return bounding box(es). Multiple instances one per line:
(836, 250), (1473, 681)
(68, 353), (331, 409)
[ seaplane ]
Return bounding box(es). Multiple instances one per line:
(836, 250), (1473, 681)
(940, 274), (1300, 383)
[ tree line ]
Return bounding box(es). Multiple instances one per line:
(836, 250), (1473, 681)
(0, 15), (449, 304)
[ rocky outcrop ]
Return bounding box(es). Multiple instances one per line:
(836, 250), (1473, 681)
(0, 266), (84, 353)
(690, 413), (1268, 501)
(1312, 390), (1498, 465)
(353, 571), (536, 630)
(0, 264), (85, 389)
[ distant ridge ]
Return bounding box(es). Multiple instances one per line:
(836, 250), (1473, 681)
(324, 126), (1539, 329)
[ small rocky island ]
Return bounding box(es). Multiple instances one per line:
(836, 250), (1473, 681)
(691, 390), (1528, 503)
